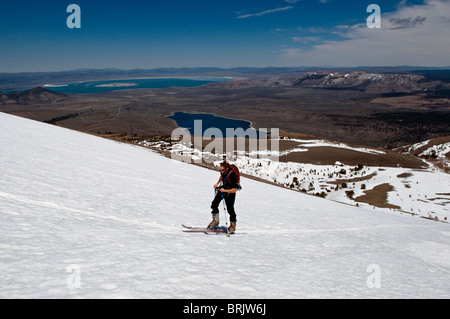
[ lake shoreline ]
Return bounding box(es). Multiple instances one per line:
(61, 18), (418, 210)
(41, 77), (232, 94)
(166, 111), (264, 138)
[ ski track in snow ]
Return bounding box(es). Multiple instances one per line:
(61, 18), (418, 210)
(1, 112), (450, 299)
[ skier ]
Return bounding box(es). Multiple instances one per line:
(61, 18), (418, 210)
(208, 161), (238, 233)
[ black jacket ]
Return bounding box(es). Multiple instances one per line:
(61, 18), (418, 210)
(221, 170), (238, 190)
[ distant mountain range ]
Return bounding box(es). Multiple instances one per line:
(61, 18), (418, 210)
(3, 71), (449, 106)
(0, 67), (294, 90)
(2, 66), (450, 91)
(205, 70), (450, 94)
(290, 71), (450, 94)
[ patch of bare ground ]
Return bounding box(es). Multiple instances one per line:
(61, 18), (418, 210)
(328, 172), (377, 185)
(427, 193), (450, 206)
(371, 94), (450, 109)
(279, 144), (425, 168)
(354, 183), (401, 209)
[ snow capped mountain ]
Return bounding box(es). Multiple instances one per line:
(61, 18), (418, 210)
(1, 112), (450, 298)
(291, 71), (440, 93)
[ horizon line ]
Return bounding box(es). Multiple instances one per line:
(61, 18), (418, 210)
(2, 65), (450, 75)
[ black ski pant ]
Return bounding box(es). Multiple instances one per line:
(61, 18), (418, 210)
(211, 191), (237, 223)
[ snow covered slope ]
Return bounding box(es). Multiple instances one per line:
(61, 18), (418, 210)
(139, 136), (450, 222)
(1, 112), (449, 298)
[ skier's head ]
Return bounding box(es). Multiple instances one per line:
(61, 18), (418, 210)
(220, 162), (229, 174)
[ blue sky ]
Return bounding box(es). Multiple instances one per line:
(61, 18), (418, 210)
(1, 0), (448, 72)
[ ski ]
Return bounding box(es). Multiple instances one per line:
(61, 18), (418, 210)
(182, 224), (227, 233)
(182, 225), (244, 235)
(204, 230), (246, 235)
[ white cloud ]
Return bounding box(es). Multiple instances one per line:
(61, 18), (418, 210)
(279, 0), (450, 67)
(236, 6), (294, 19)
(292, 36), (322, 43)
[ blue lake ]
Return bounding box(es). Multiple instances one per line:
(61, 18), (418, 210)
(167, 112), (265, 138)
(44, 77), (230, 94)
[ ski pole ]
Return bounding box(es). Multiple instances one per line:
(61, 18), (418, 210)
(221, 192), (230, 237)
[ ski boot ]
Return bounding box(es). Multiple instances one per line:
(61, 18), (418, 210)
(228, 222), (237, 234)
(207, 214), (219, 229)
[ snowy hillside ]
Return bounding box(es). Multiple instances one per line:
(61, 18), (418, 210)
(397, 137), (450, 173)
(1, 112), (450, 299)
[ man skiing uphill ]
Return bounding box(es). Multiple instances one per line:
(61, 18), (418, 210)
(208, 161), (239, 234)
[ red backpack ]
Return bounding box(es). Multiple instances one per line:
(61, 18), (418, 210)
(225, 163), (242, 191)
